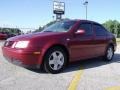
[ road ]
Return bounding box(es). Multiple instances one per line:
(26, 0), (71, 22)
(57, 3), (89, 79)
(0, 41), (120, 90)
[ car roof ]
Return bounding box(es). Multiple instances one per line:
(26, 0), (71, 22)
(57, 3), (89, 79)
(58, 19), (101, 25)
(72, 19), (99, 24)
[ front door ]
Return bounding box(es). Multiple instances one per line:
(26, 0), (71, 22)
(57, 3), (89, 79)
(69, 22), (95, 61)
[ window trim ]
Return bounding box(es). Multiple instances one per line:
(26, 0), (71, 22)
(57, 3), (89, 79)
(76, 22), (93, 36)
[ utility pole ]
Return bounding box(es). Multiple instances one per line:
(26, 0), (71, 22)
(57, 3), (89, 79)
(52, 16), (55, 21)
(83, 1), (88, 20)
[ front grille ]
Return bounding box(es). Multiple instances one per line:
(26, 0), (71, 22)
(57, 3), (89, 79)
(4, 41), (15, 47)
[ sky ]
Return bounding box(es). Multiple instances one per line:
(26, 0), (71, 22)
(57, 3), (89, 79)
(0, 0), (120, 31)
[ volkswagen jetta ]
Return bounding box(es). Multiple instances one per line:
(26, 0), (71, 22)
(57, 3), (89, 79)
(2, 20), (117, 73)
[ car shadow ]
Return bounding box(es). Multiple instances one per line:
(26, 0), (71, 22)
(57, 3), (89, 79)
(63, 53), (120, 73)
(28, 53), (120, 74)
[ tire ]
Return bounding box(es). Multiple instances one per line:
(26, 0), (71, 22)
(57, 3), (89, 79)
(103, 45), (114, 61)
(43, 47), (67, 74)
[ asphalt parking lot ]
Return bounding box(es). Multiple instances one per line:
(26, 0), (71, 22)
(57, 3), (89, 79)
(0, 41), (120, 90)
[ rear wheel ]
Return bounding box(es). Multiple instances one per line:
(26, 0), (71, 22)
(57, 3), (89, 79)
(43, 47), (67, 74)
(103, 45), (114, 61)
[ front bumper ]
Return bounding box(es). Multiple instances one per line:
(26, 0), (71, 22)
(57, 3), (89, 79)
(2, 47), (42, 69)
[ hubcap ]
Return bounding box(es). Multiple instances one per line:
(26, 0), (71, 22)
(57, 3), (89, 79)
(49, 51), (64, 70)
(107, 47), (113, 60)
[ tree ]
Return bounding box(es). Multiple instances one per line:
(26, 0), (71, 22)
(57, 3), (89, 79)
(0, 27), (22, 35)
(117, 23), (120, 37)
(103, 20), (120, 37)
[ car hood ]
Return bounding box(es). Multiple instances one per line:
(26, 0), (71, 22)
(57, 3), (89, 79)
(7, 32), (65, 41)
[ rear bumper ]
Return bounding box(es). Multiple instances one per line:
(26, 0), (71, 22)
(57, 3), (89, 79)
(2, 47), (42, 69)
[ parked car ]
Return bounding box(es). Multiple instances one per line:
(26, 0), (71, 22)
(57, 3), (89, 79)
(2, 20), (117, 74)
(3, 32), (16, 38)
(0, 32), (7, 40)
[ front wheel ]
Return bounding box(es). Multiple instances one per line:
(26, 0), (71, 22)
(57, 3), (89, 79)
(103, 46), (114, 61)
(43, 47), (67, 74)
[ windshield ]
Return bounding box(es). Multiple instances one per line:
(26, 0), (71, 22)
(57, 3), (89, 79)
(42, 20), (76, 32)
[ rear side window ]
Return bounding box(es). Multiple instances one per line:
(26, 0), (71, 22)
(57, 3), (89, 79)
(94, 24), (107, 36)
(78, 23), (93, 36)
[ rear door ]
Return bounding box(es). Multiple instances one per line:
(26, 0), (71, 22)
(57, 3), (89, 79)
(93, 23), (108, 56)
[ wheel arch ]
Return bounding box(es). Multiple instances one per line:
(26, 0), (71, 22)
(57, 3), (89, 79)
(108, 43), (115, 51)
(41, 44), (70, 66)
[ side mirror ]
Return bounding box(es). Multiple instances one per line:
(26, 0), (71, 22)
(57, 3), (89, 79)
(75, 29), (85, 35)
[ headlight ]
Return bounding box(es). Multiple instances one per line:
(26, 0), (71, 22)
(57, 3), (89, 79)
(12, 41), (29, 48)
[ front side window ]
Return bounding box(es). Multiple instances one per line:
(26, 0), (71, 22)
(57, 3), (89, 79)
(42, 20), (77, 32)
(78, 23), (93, 35)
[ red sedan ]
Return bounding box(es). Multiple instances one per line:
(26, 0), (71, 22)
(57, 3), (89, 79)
(2, 20), (117, 73)
(0, 32), (7, 40)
